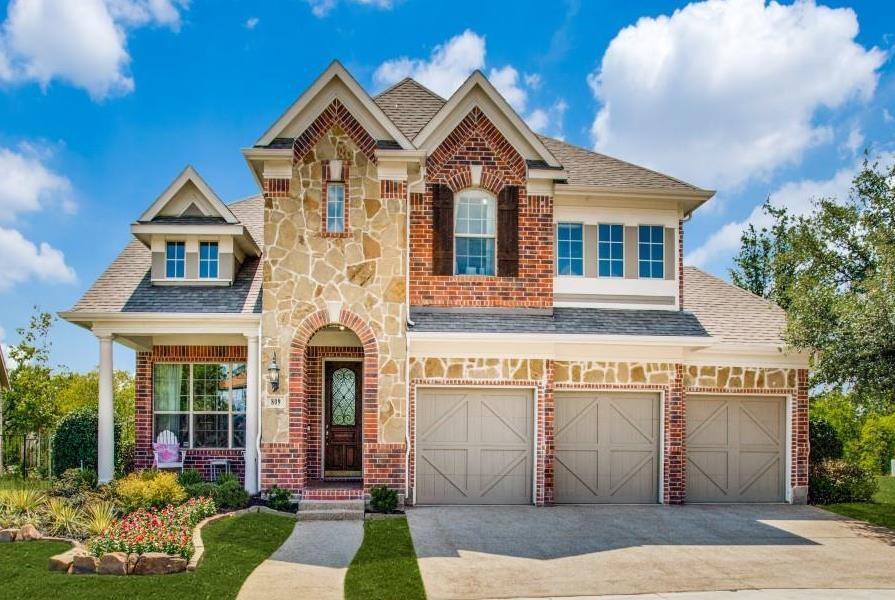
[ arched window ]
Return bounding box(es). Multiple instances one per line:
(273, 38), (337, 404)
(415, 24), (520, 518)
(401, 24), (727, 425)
(454, 189), (496, 275)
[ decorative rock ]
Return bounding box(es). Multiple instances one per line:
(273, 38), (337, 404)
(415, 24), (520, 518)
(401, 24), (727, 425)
(98, 552), (129, 576)
(48, 549), (80, 572)
(127, 553), (139, 574)
(132, 552), (188, 575)
(0, 528), (18, 543)
(17, 524), (42, 541)
(72, 554), (99, 574)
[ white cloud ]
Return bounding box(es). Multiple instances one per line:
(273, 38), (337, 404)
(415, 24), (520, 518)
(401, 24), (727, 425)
(0, 144), (73, 221)
(884, 109), (894, 124)
(0, 326), (14, 371)
(589, 0), (886, 190)
(0, 225), (76, 291)
(525, 99), (568, 137)
(524, 72), (541, 90)
(489, 65), (527, 113)
(306, 0), (392, 18)
(685, 152), (895, 269)
(841, 124), (865, 155)
(0, 0), (188, 100)
(245, 16), (259, 30)
(374, 29), (486, 98)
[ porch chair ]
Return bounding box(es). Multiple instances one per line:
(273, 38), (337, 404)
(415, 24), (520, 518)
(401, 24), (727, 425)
(152, 429), (186, 473)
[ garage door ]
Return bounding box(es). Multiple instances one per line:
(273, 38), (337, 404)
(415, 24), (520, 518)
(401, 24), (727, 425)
(416, 388), (533, 504)
(554, 392), (659, 503)
(686, 396), (785, 502)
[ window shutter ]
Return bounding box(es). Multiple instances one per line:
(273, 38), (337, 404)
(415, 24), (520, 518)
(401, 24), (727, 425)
(497, 186), (520, 277)
(431, 184), (454, 276)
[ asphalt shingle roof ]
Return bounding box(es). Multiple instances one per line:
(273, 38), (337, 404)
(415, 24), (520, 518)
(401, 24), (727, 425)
(70, 196), (263, 315)
(682, 266), (787, 346)
(373, 78), (446, 139)
(409, 307), (709, 337)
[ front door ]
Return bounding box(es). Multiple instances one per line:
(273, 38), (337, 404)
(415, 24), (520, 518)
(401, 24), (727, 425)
(324, 361), (362, 476)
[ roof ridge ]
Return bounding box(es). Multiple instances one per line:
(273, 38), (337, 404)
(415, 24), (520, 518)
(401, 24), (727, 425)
(538, 134), (707, 192)
(374, 77), (446, 103)
(684, 265), (783, 310)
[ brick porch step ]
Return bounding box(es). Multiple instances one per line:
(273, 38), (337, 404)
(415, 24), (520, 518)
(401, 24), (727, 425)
(296, 498), (365, 521)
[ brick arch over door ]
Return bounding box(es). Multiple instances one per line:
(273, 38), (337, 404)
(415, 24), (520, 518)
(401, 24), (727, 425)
(289, 308), (380, 449)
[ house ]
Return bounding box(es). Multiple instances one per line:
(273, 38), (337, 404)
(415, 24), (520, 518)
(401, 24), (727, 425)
(0, 350), (8, 391)
(61, 61), (809, 506)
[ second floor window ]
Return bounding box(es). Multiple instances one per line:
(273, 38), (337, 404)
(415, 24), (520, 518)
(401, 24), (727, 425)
(326, 183), (345, 233)
(639, 225), (665, 278)
(557, 223), (583, 276)
(455, 190), (496, 276)
(598, 224), (624, 277)
(199, 241), (219, 278)
(166, 241), (185, 278)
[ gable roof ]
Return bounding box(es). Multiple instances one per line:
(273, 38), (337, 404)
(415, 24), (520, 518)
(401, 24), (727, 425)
(683, 266), (787, 346)
(137, 166), (239, 224)
(373, 78), (446, 139)
(70, 196), (263, 315)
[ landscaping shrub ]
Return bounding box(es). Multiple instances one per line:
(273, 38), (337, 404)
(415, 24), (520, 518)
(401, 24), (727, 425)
(88, 496), (216, 559)
(116, 470), (186, 511)
(214, 479), (249, 510)
(369, 486), (399, 513)
(51, 407), (122, 477)
(44, 497), (84, 537)
(810, 416), (844, 464)
(83, 500), (118, 536)
(179, 468), (205, 487)
(185, 482), (218, 500)
(854, 414), (895, 475)
(266, 486), (292, 512)
(809, 458), (878, 504)
(52, 468), (97, 498)
(116, 439), (135, 477)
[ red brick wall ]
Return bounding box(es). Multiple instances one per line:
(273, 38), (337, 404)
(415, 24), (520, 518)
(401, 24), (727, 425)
(664, 364), (686, 504)
(409, 108), (554, 308)
(135, 345), (248, 484)
(678, 219), (685, 310)
(292, 99), (377, 164)
(792, 368), (810, 500)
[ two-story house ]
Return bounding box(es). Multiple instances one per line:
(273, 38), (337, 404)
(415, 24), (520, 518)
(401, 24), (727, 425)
(62, 61), (809, 507)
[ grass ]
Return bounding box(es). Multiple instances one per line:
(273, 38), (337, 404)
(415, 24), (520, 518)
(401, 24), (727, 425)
(0, 476), (51, 491)
(345, 517), (427, 600)
(0, 511), (294, 600)
(825, 476), (895, 530)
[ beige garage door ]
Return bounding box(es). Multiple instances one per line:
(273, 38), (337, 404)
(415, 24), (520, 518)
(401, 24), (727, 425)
(687, 396), (785, 502)
(416, 388), (533, 504)
(554, 392), (659, 504)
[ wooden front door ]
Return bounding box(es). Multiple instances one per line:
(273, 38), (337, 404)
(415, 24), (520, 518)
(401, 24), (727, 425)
(324, 361), (362, 475)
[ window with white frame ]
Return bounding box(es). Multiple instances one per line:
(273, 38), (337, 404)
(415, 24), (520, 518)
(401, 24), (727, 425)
(153, 363), (247, 449)
(598, 224), (624, 277)
(326, 182), (345, 233)
(454, 189), (496, 276)
(165, 241), (185, 278)
(199, 241), (219, 279)
(556, 223), (584, 276)
(638, 225), (665, 278)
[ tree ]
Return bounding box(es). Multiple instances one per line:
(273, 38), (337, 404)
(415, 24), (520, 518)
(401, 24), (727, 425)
(730, 157), (895, 405)
(54, 370), (136, 445)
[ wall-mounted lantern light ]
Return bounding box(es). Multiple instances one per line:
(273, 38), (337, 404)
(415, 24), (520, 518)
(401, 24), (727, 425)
(267, 353), (280, 392)
(329, 159), (343, 182)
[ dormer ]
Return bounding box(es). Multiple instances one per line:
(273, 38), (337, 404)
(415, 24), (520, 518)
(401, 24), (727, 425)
(131, 166), (261, 286)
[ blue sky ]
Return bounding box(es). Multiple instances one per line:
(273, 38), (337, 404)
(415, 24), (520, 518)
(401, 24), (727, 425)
(0, 0), (892, 373)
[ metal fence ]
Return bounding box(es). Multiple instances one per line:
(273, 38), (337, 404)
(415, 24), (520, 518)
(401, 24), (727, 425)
(1, 434), (52, 476)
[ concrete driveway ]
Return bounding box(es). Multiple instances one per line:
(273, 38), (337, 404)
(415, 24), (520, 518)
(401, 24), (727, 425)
(406, 504), (895, 600)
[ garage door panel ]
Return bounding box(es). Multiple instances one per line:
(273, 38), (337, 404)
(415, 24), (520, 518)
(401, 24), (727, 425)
(555, 393), (659, 504)
(687, 396), (785, 503)
(417, 388), (533, 505)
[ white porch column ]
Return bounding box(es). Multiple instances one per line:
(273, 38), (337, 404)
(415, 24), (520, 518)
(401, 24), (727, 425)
(97, 334), (115, 484)
(244, 334), (260, 494)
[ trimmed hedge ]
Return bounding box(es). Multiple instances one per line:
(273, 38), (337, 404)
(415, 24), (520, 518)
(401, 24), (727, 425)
(51, 407), (122, 477)
(809, 415), (844, 464)
(808, 458), (877, 504)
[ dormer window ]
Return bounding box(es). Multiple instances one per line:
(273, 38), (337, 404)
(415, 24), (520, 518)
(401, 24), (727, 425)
(455, 190), (496, 276)
(598, 224), (624, 278)
(166, 241), (185, 278)
(199, 241), (219, 279)
(639, 225), (665, 278)
(326, 182), (346, 233)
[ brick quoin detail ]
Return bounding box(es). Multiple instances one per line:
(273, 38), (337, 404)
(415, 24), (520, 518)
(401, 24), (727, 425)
(678, 218), (685, 310)
(792, 369), (810, 492)
(380, 179), (406, 200)
(664, 364), (686, 504)
(135, 345), (248, 484)
(292, 99), (377, 165)
(263, 177), (290, 198)
(410, 109), (553, 308)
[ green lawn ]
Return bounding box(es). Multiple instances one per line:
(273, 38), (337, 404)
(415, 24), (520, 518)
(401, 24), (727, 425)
(345, 517), (427, 600)
(0, 511), (294, 600)
(0, 476), (51, 491)
(825, 476), (895, 530)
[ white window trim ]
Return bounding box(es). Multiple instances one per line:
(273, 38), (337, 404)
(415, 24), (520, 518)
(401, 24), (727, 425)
(597, 223), (625, 279)
(165, 241), (186, 279)
(556, 222), (585, 277)
(638, 224), (665, 279)
(453, 188), (498, 276)
(198, 241), (220, 279)
(153, 361), (247, 450)
(326, 182), (346, 233)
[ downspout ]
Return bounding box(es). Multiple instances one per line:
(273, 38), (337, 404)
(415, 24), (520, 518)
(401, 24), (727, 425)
(404, 160), (425, 504)
(255, 324), (263, 495)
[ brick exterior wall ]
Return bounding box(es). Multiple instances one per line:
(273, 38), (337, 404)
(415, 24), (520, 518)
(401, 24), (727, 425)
(664, 364), (686, 503)
(409, 108), (554, 308)
(792, 368), (810, 501)
(292, 99), (377, 164)
(135, 345), (248, 484)
(678, 218), (685, 310)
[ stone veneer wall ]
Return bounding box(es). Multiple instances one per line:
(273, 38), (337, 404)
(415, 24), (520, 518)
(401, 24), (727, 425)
(134, 346), (247, 484)
(260, 122), (407, 493)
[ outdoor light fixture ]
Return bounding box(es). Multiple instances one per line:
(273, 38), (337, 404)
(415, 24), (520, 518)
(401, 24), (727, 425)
(329, 159), (343, 181)
(267, 353), (280, 392)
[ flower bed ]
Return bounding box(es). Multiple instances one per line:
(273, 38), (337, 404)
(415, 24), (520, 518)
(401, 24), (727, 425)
(88, 497), (216, 560)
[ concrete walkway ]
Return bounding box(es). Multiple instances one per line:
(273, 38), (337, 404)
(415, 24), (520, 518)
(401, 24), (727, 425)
(510, 591), (895, 600)
(237, 520), (364, 600)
